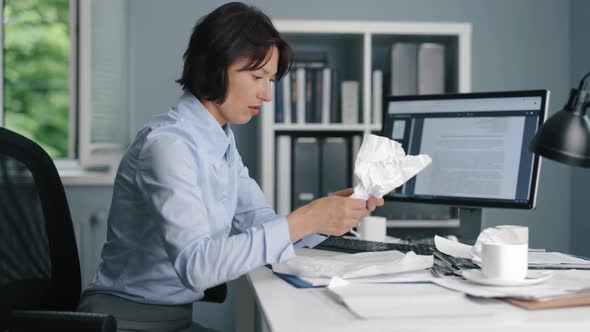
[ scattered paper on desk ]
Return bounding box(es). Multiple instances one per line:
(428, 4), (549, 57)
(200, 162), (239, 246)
(435, 234), (590, 269)
(528, 252), (590, 268)
(326, 282), (492, 319)
(350, 134), (431, 199)
(301, 269), (435, 287)
(433, 270), (590, 301)
(272, 249), (433, 279)
(435, 235), (472, 259)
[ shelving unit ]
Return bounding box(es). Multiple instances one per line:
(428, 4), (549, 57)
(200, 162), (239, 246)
(259, 20), (472, 210)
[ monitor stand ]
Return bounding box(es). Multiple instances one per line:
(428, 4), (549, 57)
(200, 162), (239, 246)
(457, 207), (483, 244)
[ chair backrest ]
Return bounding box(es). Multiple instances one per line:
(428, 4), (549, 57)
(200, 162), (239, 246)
(0, 127), (81, 312)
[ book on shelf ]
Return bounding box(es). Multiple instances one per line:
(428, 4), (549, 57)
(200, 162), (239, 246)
(290, 71), (298, 123)
(321, 67), (332, 124)
(341, 80), (359, 124)
(312, 68), (324, 123)
(275, 50), (341, 125)
(274, 76), (284, 123)
(305, 68), (314, 123)
(275, 72), (291, 124)
(330, 69), (340, 123)
(295, 67), (306, 124)
(292, 51), (328, 69)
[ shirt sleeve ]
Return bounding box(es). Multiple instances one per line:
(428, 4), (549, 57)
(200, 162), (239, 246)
(231, 152), (326, 248)
(136, 132), (295, 293)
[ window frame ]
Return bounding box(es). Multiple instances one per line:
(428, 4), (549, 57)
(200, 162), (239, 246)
(0, 0), (122, 185)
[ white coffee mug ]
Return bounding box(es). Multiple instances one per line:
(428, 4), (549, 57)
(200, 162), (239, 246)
(351, 216), (387, 242)
(481, 242), (528, 281)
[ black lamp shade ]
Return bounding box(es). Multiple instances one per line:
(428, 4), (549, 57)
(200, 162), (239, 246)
(530, 108), (590, 167)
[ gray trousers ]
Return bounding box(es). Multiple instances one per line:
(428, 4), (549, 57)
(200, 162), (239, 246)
(78, 293), (218, 332)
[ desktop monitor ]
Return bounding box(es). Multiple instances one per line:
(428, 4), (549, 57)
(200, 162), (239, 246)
(381, 90), (549, 239)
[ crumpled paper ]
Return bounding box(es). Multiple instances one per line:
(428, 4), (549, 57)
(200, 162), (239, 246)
(351, 134), (432, 199)
(470, 225), (529, 263)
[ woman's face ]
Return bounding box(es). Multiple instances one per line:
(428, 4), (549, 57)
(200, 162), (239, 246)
(206, 45), (278, 126)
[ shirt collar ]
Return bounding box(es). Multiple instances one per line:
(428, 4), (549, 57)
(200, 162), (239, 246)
(174, 92), (236, 162)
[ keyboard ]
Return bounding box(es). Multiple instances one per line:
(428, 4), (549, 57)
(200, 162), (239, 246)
(314, 236), (435, 256)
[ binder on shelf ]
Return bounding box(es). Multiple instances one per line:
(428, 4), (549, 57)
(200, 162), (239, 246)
(296, 67), (306, 124)
(372, 70), (383, 125)
(292, 137), (320, 209)
(311, 68), (324, 123)
(321, 67), (332, 124)
(305, 68), (314, 123)
(290, 70), (298, 123)
(341, 81), (359, 124)
(276, 135), (292, 216)
(330, 69), (340, 123)
(391, 43), (418, 96)
(418, 43), (445, 94)
(320, 137), (350, 197)
(282, 72), (292, 124)
(275, 77), (284, 123)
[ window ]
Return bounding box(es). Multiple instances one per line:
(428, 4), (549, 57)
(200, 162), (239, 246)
(0, 0), (131, 183)
(2, 0), (73, 158)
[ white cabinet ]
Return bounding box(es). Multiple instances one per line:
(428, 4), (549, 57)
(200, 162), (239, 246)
(259, 20), (471, 210)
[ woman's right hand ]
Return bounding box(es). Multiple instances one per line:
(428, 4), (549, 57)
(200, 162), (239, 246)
(286, 196), (368, 243)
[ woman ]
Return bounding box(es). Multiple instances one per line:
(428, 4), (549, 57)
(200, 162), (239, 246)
(79, 2), (383, 331)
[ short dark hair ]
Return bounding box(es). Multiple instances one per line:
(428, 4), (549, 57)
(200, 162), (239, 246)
(177, 2), (292, 104)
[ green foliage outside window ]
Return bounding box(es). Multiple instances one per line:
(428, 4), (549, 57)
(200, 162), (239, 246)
(3, 0), (70, 158)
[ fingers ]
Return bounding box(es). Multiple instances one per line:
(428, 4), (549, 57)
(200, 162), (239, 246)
(348, 198), (368, 210)
(314, 196), (383, 236)
(330, 188), (353, 197)
(366, 196), (385, 212)
(343, 199), (368, 221)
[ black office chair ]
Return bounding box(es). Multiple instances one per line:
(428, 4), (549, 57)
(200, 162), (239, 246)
(0, 127), (116, 331)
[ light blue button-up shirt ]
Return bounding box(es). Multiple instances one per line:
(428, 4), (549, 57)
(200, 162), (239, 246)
(83, 93), (324, 305)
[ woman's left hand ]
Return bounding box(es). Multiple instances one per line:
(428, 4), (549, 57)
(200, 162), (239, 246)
(366, 195), (384, 212)
(330, 188), (384, 212)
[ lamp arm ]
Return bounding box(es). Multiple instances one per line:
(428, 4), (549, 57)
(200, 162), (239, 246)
(565, 71), (590, 111)
(577, 71), (590, 92)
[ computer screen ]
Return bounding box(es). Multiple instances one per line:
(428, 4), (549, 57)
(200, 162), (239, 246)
(381, 90), (549, 209)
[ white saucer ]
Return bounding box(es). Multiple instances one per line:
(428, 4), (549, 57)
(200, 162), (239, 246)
(461, 270), (552, 287)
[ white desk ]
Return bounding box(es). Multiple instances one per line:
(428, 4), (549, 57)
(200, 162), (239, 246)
(246, 258), (590, 331)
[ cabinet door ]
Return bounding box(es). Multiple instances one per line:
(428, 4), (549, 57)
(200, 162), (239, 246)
(79, 210), (108, 287)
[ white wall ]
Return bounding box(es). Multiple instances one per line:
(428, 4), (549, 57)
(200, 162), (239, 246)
(570, 0), (590, 257)
(67, 1), (577, 331)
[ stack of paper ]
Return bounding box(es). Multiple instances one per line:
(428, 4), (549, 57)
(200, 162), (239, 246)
(326, 278), (492, 319)
(272, 248), (433, 286)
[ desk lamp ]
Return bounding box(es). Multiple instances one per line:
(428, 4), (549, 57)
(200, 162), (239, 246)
(530, 71), (590, 167)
